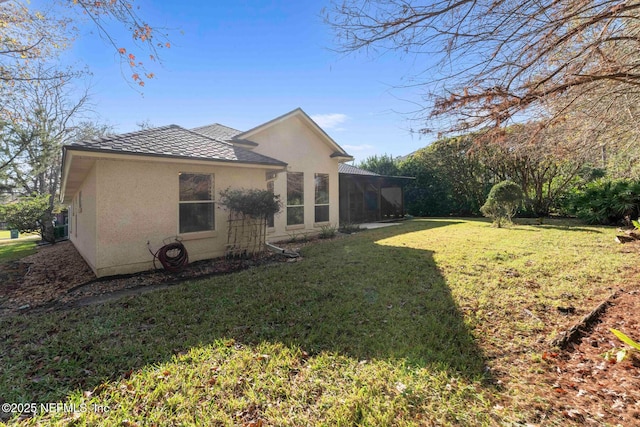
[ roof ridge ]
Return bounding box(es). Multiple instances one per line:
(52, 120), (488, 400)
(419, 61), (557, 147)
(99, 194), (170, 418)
(80, 124), (180, 145)
(182, 126), (235, 148)
(192, 122), (242, 133)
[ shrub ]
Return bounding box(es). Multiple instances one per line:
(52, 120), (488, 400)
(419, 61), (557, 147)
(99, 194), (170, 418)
(480, 180), (525, 227)
(339, 223), (361, 234)
(286, 230), (309, 243)
(565, 179), (640, 225)
(319, 224), (337, 239)
(218, 188), (281, 219)
(0, 194), (50, 234)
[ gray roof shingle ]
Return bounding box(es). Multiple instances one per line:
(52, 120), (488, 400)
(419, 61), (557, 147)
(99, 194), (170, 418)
(191, 123), (242, 141)
(68, 125), (286, 166)
(338, 163), (381, 176)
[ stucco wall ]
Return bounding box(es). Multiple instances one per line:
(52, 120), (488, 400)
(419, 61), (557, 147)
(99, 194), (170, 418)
(70, 162), (97, 272)
(82, 158), (270, 277)
(248, 116), (341, 241)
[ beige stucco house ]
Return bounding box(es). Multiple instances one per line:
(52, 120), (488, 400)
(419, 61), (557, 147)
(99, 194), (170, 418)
(60, 108), (353, 277)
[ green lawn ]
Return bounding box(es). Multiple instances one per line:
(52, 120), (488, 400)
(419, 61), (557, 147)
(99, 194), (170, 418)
(0, 240), (37, 264)
(1, 219), (636, 426)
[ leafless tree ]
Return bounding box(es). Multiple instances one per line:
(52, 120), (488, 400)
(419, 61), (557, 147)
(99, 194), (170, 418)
(326, 0), (640, 135)
(1, 75), (108, 242)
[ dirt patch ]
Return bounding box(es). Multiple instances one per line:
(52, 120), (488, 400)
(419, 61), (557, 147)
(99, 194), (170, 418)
(540, 290), (640, 426)
(0, 240), (309, 317)
(0, 241), (95, 314)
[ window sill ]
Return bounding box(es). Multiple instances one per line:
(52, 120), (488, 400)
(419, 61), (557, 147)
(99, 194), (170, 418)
(285, 224), (305, 231)
(178, 230), (218, 241)
(314, 222), (330, 227)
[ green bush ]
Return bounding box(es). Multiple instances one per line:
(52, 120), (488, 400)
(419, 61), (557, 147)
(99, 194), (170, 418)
(0, 194), (50, 234)
(319, 224), (337, 239)
(218, 188), (281, 219)
(480, 180), (525, 227)
(564, 179), (640, 225)
(338, 223), (361, 234)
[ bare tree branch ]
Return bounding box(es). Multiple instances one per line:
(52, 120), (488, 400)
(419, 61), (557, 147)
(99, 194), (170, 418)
(326, 0), (640, 137)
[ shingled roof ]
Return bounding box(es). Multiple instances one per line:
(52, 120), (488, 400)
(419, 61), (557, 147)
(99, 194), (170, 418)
(338, 163), (381, 176)
(191, 123), (242, 141)
(67, 125), (286, 166)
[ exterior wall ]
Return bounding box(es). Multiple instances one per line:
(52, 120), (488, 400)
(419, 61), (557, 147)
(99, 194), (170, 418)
(247, 116), (341, 241)
(82, 158), (269, 277)
(70, 162), (98, 272)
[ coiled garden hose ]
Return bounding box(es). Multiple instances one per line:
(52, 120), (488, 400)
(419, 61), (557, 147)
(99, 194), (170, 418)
(147, 239), (189, 273)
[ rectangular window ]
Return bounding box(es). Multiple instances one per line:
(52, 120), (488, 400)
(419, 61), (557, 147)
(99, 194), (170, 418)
(179, 173), (214, 233)
(267, 180), (275, 228)
(314, 173), (329, 223)
(287, 172), (304, 226)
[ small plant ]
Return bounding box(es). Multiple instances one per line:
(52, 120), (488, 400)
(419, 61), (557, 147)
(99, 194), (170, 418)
(339, 222), (361, 234)
(604, 329), (640, 363)
(319, 224), (337, 239)
(287, 230), (309, 243)
(480, 180), (525, 228)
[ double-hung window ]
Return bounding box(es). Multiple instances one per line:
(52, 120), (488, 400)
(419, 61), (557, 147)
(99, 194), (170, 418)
(314, 173), (329, 223)
(287, 172), (304, 226)
(179, 173), (215, 233)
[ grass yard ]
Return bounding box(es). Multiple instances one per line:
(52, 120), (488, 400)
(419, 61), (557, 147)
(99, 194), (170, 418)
(1, 219), (637, 426)
(0, 230), (38, 241)
(0, 241), (37, 264)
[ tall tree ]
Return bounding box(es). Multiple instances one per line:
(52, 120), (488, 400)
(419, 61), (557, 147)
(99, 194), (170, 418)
(357, 154), (401, 176)
(477, 123), (597, 215)
(1, 76), (108, 243)
(326, 0), (640, 135)
(402, 135), (492, 215)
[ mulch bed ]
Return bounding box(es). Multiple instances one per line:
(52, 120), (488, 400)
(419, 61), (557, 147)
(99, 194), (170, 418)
(540, 290), (640, 426)
(0, 240), (307, 317)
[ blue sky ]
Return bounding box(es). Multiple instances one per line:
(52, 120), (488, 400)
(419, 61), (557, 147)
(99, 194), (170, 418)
(61, 0), (435, 163)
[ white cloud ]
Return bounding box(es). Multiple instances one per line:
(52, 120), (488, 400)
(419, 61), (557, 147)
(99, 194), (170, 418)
(310, 113), (349, 130)
(343, 144), (374, 152)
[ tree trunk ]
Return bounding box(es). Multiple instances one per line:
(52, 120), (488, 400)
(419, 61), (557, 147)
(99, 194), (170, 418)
(41, 193), (57, 244)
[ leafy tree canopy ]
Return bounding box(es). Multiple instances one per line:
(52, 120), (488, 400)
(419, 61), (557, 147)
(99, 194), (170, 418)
(357, 154), (400, 176)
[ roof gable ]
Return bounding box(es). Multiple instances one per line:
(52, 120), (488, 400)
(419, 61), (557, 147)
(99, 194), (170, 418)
(235, 108), (353, 160)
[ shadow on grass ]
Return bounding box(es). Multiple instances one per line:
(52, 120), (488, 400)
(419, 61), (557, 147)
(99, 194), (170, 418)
(0, 220), (489, 403)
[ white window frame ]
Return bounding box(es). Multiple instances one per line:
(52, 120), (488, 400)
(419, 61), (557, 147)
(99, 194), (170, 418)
(178, 172), (215, 234)
(286, 172), (304, 226)
(314, 173), (330, 224)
